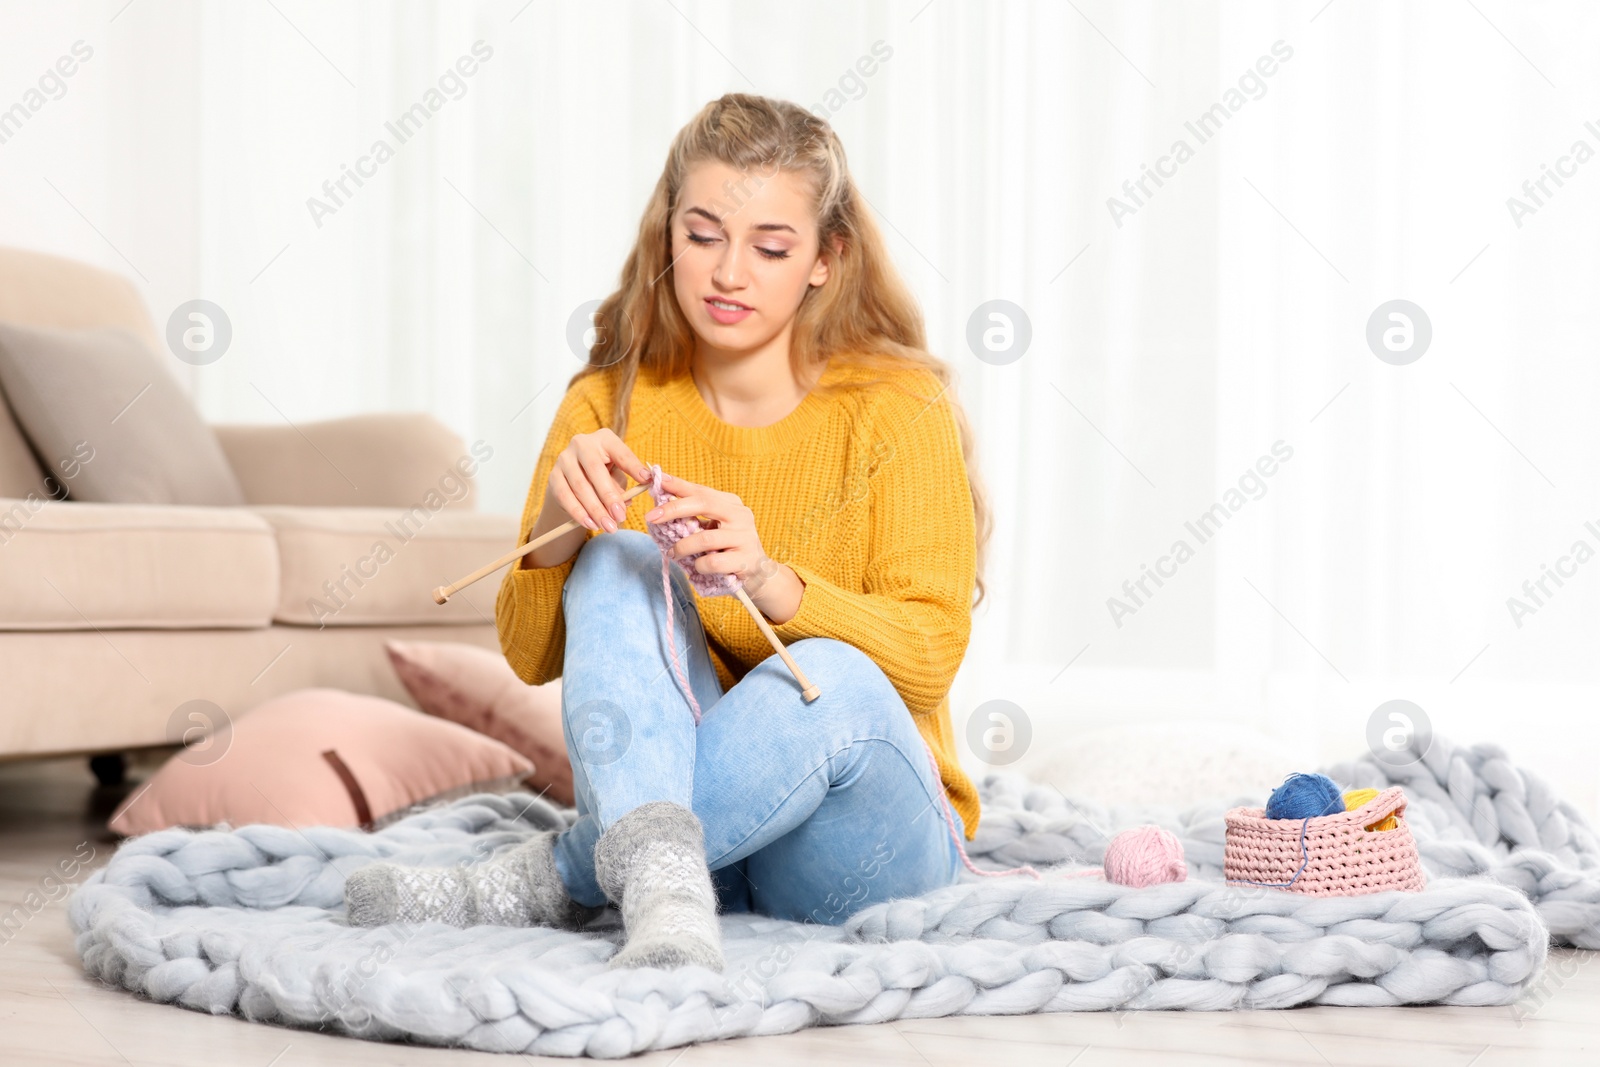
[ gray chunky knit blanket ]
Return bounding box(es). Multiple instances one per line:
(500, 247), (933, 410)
(68, 734), (1600, 1058)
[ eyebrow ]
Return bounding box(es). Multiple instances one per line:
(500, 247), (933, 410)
(684, 206), (797, 234)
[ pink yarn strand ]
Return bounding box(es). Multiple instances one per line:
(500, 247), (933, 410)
(923, 746), (1042, 881)
(657, 544), (705, 725)
(644, 463), (721, 725)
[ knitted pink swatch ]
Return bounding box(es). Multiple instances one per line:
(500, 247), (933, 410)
(644, 464), (741, 723)
(645, 463), (742, 599)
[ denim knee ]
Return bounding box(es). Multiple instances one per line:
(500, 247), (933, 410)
(786, 637), (892, 689)
(564, 529), (659, 608)
(570, 528), (655, 580)
(778, 638), (908, 732)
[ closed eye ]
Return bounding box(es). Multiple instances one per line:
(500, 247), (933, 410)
(686, 233), (790, 260)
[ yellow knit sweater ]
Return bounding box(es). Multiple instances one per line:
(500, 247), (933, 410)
(494, 358), (981, 838)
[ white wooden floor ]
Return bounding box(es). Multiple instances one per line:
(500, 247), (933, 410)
(2, 755), (1594, 1066)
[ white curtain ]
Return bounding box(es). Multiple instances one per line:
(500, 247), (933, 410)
(3, 0), (1597, 815)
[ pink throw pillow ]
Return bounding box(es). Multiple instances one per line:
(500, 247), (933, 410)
(106, 688), (533, 835)
(384, 640), (573, 805)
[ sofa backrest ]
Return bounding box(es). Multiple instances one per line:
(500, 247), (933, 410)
(0, 246), (161, 347)
(0, 246), (163, 499)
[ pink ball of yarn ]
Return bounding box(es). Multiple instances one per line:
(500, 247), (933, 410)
(1103, 825), (1187, 887)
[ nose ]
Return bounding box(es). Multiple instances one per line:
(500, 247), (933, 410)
(713, 243), (746, 290)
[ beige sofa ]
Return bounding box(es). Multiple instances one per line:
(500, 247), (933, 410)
(0, 247), (519, 770)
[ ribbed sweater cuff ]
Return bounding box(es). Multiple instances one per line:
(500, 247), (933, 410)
(767, 560), (846, 640)
(769, 561), (934, 713)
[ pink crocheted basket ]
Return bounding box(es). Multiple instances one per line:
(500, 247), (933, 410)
(1223, 785), (1426, 896)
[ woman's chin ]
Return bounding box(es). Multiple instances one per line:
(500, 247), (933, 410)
(690, 322), (773, 355)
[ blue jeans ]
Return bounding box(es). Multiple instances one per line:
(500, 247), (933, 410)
(548, 529), (963, 924)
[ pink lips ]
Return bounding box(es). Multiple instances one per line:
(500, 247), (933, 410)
(704, 297), (753, 325)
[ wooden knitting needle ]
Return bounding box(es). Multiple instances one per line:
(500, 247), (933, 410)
(431, 483), (655, 604)
(734, 586), (821, 703)
(431, 485), (822, 703)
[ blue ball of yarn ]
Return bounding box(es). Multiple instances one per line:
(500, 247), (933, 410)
(1264, 772), (1346, 820)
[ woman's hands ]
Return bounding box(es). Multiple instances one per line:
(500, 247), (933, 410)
(528, 450), (802, 621)
(522, 429), (648, 570)
(544, 428), (650, 535)
(645, 472), (784, 595)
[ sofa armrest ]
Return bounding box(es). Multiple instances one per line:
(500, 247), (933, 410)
(212, 413), (483, 510)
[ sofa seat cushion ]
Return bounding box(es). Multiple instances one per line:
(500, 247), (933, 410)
(0, 499), (279, 630)
(256, 506), (518, 627)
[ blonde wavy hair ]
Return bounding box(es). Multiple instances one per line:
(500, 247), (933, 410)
(572, 92), (993, 610)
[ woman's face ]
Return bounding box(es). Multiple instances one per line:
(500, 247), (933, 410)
(670, 160), (832, 358)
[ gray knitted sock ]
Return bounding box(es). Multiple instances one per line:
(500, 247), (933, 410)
(593, 801), (724, 972)
(343, 830), (597, 930)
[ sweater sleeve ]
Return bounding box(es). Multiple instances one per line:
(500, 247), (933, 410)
(494, 377), (605, 686)
(769, 378), (977, 717)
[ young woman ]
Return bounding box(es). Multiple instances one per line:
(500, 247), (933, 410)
(346, 93), (994, 973)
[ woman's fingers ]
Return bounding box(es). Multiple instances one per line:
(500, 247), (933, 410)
(576, 443), (627, 531)
(550, 431), (656, 534)
(683, 535), (757, 577)
(657, 471), (698, 495)
(598, 431), (652, 485)
(671, 526), (736, 566)
(544, 422), (654, 535)
(648, 472), (717, 524)
(556, 452), (610, 532)
(648, 494), (707, 525)
(548, 466), (599, 532)
(640, 471), (766, 578)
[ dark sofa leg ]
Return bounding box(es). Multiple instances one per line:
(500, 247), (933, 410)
(89, 753), (127, 787)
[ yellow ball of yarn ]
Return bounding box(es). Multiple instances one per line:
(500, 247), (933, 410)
(1343, 788), (1398, 831)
